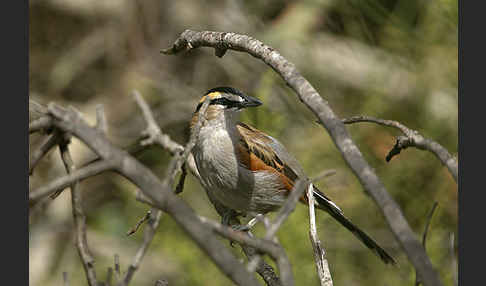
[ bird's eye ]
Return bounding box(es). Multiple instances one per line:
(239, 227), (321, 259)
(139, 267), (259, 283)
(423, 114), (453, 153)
(212, 97), (240, 108)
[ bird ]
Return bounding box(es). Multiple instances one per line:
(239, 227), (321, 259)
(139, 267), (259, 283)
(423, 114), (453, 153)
(190, 86), (396, 265)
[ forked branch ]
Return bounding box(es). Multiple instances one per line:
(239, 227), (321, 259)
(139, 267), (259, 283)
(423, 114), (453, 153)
(342, 116), (457, 182)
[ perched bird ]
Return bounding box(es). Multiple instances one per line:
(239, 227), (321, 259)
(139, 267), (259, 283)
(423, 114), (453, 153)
(191, 86), (396, 265)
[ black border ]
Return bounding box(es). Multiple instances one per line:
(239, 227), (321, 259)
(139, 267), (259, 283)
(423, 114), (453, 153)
(7, 0), (28, 284)
(459, 0), (478, 285)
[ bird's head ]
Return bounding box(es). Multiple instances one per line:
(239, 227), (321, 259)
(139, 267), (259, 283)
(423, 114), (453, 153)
(195, 87), (262, 115)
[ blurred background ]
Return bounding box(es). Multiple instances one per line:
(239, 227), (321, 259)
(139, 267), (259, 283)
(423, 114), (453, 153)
(29, 0), (458, 285)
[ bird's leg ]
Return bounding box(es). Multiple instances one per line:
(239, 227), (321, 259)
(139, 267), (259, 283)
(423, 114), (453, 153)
(221, 208), (239, 226)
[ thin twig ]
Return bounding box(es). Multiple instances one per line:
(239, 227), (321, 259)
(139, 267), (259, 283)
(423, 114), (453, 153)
(154, 280), (168, 286)
(247, 180), (307, 275)
(121, 209), (163, 286)
(415, 202), (439, 286)
(132, 91), (184, 155)
(449, 233), (457, 286)
(311, 169), (337, 183)
(342, 115), (457, 182)
(159, 91), (210, 189)
(114, 254), (121, 283)
(174, 163), (187, 194)
(241, 245), (282, 286)
(29, 99), (52, 133)
(29, 159), (115, 202)
(422, 202), (439, 248)
(265, 180), (308, 239)
(59, 140), (98, 286)
(96, 104), (108, 133)
(162, 30), (443, 286)
(198, 215), (292, 286)
(307, 183), (333, 286)
(29, 131), (62, 175)
(106, 267), (113, 286)
(63, 272), (69, 286)
(126, 210), (152, 236)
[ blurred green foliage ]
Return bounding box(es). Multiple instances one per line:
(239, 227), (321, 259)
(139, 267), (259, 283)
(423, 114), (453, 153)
(29, 0), (457, 285)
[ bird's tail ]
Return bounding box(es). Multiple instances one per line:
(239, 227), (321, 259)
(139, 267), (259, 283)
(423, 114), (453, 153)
(311, 186), (396, 265)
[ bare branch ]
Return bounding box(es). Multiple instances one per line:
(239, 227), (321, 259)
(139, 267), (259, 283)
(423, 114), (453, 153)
(119, 91), (211, 286)
(266, 180), (307, 239)
(30, 98), (48, 121)
(29, 159), (115, 202)
(126, 210), (152, 236)
(246, 180), (307, 277)
(30, 99), (51, 134)
(114, 254), (121, 283)
(162, 30), (443, 286)
(199, 216), (293, 286)
(422, 202), (439, 249)
(106, 267), (113, 286)
(154, 280), (168, 286)
(241, 245), (282, 286)
(29, 116), (52, 134)
(59, 141), (98, 286)
(307, 183), (333, 286)
(449, 233), (457, 286)
(132, 89), (201, 181)
(132, 90), (184, 155)
(29, 131), (62, 175)
(415, 202), (439, 286)
(121, 209), (163, 286)
(204, 196), (283, 286)
(63, 272), (69, 286)
(311, 169), (337, 183)
(96, 104), (108, 133)
(45, 102), (261, 286)
(342, 115), (457, 182)
(174, 163), (187, 194)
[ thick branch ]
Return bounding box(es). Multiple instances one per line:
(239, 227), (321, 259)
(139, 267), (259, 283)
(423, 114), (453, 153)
(59, 141), (98, 285)
(199, 216), (293, 286)
(120, 91), (210, 286)
(162, 30), (443, 286)
(45, 103), (260, 286)
(342, 116), (457, 182)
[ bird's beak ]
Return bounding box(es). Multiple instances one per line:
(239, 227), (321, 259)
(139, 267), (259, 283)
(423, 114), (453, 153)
(241, 95), (262, 108)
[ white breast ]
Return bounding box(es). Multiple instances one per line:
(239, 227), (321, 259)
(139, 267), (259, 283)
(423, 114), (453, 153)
(192, 115), (288, 214)
(193, 124), (252, 211)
